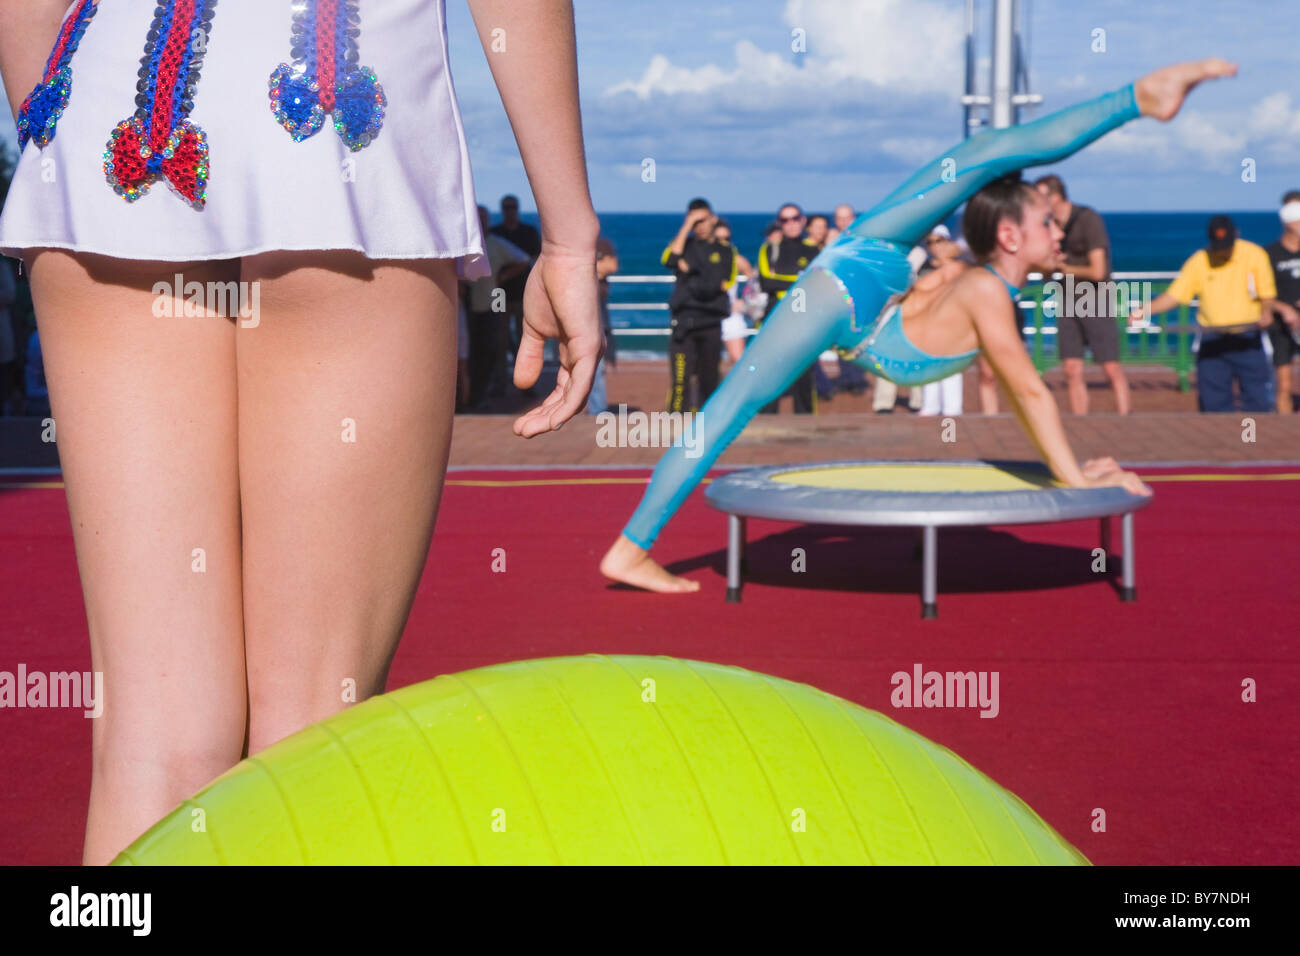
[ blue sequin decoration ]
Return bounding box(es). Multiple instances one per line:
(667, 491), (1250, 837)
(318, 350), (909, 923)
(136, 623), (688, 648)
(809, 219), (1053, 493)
(16, 0), (99, 150)
(267, 0), (386, 151)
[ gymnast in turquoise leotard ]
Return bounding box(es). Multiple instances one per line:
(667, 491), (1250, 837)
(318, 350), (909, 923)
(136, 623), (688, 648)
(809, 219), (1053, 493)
(601, 60), (1235, 592)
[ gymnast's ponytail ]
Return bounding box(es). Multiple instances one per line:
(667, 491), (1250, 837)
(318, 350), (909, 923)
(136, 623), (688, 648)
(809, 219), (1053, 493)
(961, 171), (1040, 262)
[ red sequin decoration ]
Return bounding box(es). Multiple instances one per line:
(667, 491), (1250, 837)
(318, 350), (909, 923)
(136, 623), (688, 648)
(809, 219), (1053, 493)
(150, 0), (198, 153)
(316, 0), (338, 112)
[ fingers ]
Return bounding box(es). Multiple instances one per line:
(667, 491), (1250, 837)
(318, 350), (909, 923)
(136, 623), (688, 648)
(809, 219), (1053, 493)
(512, 378), (568, 437)
(512, 344), (602, 437)
(513, 324), (545, 390)
(1120, 471), (1152, 497)
(549, 352), (598, 426)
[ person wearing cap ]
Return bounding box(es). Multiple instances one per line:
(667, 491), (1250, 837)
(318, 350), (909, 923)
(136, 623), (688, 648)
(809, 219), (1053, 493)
(1265, 191), (1300, 413)
(662, 199), (736, 412)
(1129, 214), (1299, 412)
(1035, 175), (1130, 415)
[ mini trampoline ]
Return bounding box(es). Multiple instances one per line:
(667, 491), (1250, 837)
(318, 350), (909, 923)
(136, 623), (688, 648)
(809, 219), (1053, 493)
(704, 460), (1153, 617)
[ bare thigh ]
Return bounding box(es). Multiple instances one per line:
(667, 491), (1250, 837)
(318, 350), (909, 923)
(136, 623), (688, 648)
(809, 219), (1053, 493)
(26, 249), (246, 863)
(236, 251), (458, 753)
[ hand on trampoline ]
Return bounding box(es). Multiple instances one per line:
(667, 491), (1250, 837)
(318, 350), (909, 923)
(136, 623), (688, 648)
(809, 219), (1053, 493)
(1080, 457), (1120, 480)
(1085, 467), (1152, 497)
(513, 248), (604, 437)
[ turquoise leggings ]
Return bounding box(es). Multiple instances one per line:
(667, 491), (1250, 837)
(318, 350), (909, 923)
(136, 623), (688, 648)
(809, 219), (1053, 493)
(622, 84), (1140, 550)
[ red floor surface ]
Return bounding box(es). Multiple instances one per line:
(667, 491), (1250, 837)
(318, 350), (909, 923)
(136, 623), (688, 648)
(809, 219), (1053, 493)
(1, 466), (1297, 865)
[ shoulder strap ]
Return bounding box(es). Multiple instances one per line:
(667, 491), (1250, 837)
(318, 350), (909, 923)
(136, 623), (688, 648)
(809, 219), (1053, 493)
(984, 264), (1021, 302)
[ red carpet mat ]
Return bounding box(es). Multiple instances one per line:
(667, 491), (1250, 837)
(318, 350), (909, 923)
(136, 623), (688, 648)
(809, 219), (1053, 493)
(1, 466), (1296, 865)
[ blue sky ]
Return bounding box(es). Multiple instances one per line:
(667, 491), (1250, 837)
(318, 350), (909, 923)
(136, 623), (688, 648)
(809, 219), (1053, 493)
(4, 0), (1296, 214)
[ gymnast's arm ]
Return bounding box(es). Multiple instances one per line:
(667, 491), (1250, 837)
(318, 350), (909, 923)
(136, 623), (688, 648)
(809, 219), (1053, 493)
(0, 0), (75, 119)
(466, 0), (601, 434)
(967, 273), (1149, 495)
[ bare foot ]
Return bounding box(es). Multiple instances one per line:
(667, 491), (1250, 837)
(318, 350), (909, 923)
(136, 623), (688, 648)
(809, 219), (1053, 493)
(600, 534), (700, 593)
(1135, 58), (1237, 121)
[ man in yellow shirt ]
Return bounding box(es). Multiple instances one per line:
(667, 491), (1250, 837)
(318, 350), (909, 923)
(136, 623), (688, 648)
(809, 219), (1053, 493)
(1131, 215), (1299, 412)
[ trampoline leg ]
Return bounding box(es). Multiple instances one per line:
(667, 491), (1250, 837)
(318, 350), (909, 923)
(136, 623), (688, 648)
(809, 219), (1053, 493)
(921, 525), (938, 619)
(726, 513), (744, 603)
(1120, 512), (1136, 602)
(739, 516), (748, 577)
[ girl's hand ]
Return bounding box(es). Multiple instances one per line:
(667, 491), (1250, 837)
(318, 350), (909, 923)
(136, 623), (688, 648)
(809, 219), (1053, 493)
(513, 247), (604, 437)
(1080, 456), (1120, 480)
(1086, 467), (1152, 497)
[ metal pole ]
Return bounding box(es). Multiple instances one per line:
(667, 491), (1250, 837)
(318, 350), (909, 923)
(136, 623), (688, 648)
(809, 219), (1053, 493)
(726, 513), (744, 603)
(921, 525), (938, 619)
(1012, 0), (1025, 124)
(1121, 512), (1136, 601)
(964, 0), (977, 139)
(991, 0), (1015, 129)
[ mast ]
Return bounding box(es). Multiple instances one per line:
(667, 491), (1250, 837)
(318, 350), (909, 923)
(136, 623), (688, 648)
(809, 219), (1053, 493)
(961, 0), (1042, 138)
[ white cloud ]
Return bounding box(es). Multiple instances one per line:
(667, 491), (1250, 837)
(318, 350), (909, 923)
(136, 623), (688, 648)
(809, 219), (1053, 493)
(879, 137), (948, 163)
(603, 0), (963, 102)
(1082, 109), (1244, 170)
(1171, 111), (1246, 158)
(1247, 92), (1300, 138)
(605, 49), (756, 100)
(782, 0), (965, 93)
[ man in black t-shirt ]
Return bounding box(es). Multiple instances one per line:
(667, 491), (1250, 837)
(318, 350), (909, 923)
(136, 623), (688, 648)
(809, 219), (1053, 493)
(662, 198), (737, 412)
(489, 195), (541, 396)
(1035, 175), (1130, 415)
(1266, 190), (1300, 413)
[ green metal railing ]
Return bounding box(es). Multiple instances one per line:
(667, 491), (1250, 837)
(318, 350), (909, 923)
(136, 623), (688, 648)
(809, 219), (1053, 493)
(1020, 275), (1197, 391)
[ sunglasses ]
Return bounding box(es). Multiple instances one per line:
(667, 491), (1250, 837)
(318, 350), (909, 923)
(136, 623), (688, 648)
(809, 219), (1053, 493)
(778, 214), (803, 223)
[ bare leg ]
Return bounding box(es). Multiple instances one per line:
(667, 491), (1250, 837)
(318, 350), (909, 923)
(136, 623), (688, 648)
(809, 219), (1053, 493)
(1064, 358), (1088, 414)
(1102, 360), (1131, 414)
(27, 250), (247, 865)
(1277, 363), (1293, 415)
(238, 252), (458, 753)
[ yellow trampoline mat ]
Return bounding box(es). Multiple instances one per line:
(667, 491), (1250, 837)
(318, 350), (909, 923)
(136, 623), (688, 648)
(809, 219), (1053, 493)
(771, 464), (1060, 492)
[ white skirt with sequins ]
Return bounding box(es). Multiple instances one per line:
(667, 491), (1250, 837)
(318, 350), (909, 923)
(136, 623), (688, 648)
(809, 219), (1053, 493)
(0, 0), (489, 278)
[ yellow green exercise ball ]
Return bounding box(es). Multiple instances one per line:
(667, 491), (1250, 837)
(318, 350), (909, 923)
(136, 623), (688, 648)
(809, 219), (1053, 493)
(112, 655), (1087, 865)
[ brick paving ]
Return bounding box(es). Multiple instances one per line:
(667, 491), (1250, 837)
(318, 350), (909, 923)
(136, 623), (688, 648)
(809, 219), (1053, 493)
(450, 360), (1300, 467)
(1, 360), (1293, 471)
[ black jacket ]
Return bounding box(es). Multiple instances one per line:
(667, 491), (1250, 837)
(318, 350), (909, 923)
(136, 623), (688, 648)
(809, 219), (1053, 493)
(757, 237), (819, 319)
(663, 235), (737, 332)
